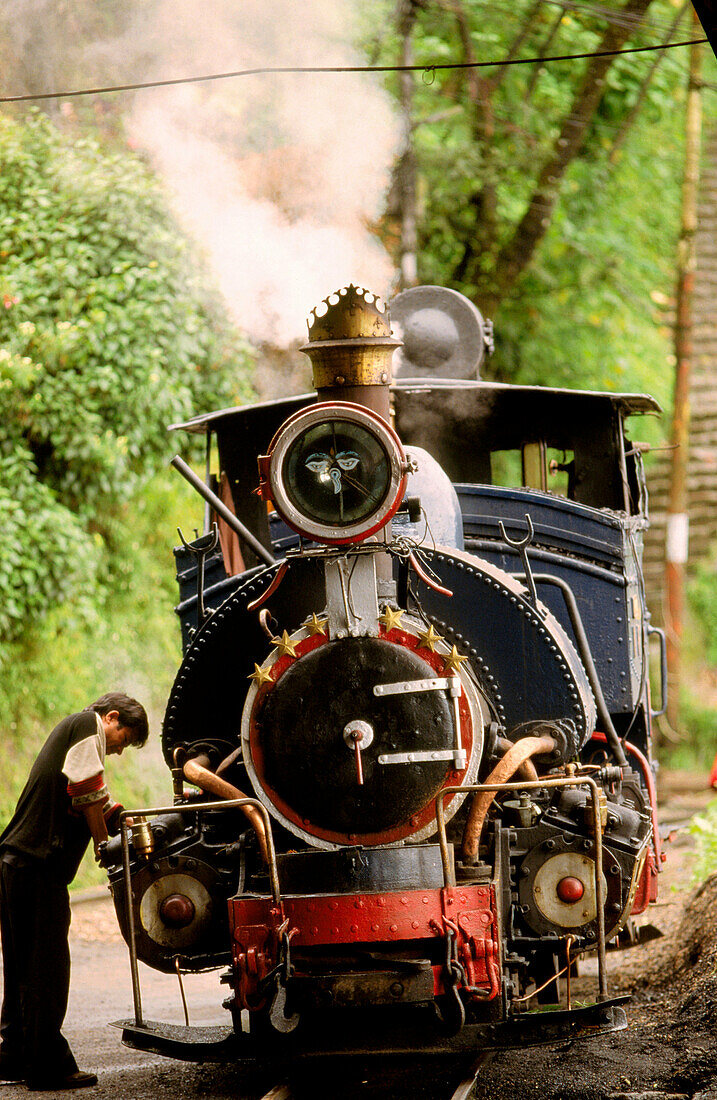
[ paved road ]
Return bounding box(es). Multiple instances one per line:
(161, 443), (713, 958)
(0, 902), (255, 1098)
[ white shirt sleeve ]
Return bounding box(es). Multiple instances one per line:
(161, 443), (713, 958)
(63, 737), (104, 784)
(62, 713), (110, 809)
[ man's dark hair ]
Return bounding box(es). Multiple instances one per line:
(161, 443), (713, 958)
(87, 693), (149, 747)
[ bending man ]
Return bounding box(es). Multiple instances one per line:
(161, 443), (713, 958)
(0, 692), (149, 1091)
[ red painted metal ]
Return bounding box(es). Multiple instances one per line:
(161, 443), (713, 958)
(228, 884), (499, 1009)
(631, 848), (658, 915)
(351, 729), (365, 785)
(159, 894), (196, 927)
(556, 876), (585, 904)
(228, 898), (287, 1009)
(407, 550), (453, 598)
(588, 733), (661, 916)
(247, 560), (289, 611)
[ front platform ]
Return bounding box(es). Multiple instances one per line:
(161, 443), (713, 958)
(113, 997), (627, 1064)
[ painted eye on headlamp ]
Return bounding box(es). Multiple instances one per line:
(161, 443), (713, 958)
(258, 402), (409, 545)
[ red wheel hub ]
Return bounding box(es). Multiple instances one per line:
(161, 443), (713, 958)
(159, 893), (196, 928)
(556, 876), (585, 904)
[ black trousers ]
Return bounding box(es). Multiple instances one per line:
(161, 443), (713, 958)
(0, 857), (78, 1077)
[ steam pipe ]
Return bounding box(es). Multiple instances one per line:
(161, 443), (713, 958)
(171, 454), (274, 567)
(183, 753), (269, 863)
(495, 736), (539, 782)
(461, 735), (557, 863)
(516, 572), (628, 768)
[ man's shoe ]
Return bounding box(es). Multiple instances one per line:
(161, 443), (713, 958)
(27, 1070), (98, 1090)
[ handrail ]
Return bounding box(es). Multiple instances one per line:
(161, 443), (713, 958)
(647, 625), (668, 718)
(119, 798), (280, 1028)
(515, 571), (628, 768)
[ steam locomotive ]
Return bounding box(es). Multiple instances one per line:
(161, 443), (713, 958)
(103, 285), (665, 1083)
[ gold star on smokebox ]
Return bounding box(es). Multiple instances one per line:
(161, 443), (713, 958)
(417, 624), (443, 652)
(443, 645), (469, 673)
(304, 613), (328, 636)
(379, 606), (404, 632)
(272, 630), (298, 658)
(248, 663), (274, 687)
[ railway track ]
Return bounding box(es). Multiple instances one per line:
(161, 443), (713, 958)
(255, 1052), (496, 1100)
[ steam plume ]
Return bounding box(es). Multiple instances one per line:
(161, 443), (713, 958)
(123, 1), (400, 348)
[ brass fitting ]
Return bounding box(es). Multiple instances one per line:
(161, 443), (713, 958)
(130, 816), (154, 858)
(301, 285), (401, 392)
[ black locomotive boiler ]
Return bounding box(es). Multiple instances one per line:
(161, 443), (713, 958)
(103, 285), (666, 1083)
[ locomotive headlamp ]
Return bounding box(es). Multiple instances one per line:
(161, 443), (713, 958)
(259, 402), (409, 545)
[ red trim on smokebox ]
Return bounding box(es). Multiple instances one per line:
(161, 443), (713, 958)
(247, 628), (475, 847)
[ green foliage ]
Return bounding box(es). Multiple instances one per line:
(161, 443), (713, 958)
(688, 556), (717, 668)
(0, 470), (204, 888)
(689, 799), (717, 884)
(365, 0), (716, 402)
(0, 110), (254, 655)
(0, 112), (255, 890)
(662, 693), (717, 772)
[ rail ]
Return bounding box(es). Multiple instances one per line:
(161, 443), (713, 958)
(119, 798), (281, 1028)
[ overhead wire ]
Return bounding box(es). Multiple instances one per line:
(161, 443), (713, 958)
(0, 36), (707, 105)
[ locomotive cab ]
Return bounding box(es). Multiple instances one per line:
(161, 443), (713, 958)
(105, 286), (663, 1070)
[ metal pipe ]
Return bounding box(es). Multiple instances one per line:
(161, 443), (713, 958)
(203, 431), (212, 536)
(174, 956), (190, 1026)
(585, 775), (608, 999)
(183, 754), (269, 864)
(216, 746), (243, 777)
(495, 736), (539, 781)
(517, 572), (629, 768)
(118, 799), (282, 1027)
(171, 454), (274, 567)
(461, 735), (556, 863)
(436, 775), (609, 1000)
(121, 818), (143, 1027)
(121, 800), (281, 903)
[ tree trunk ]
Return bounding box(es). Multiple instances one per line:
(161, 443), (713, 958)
(491, 0), (655, 303)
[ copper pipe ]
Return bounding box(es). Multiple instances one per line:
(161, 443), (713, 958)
(216, 746), (243, 778)
(183, 754), (269, 863)
(461, 735), (556, 863)
(495, 737), (539, 782)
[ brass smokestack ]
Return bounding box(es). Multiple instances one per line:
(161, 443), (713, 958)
(301, 285), (401, 421)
